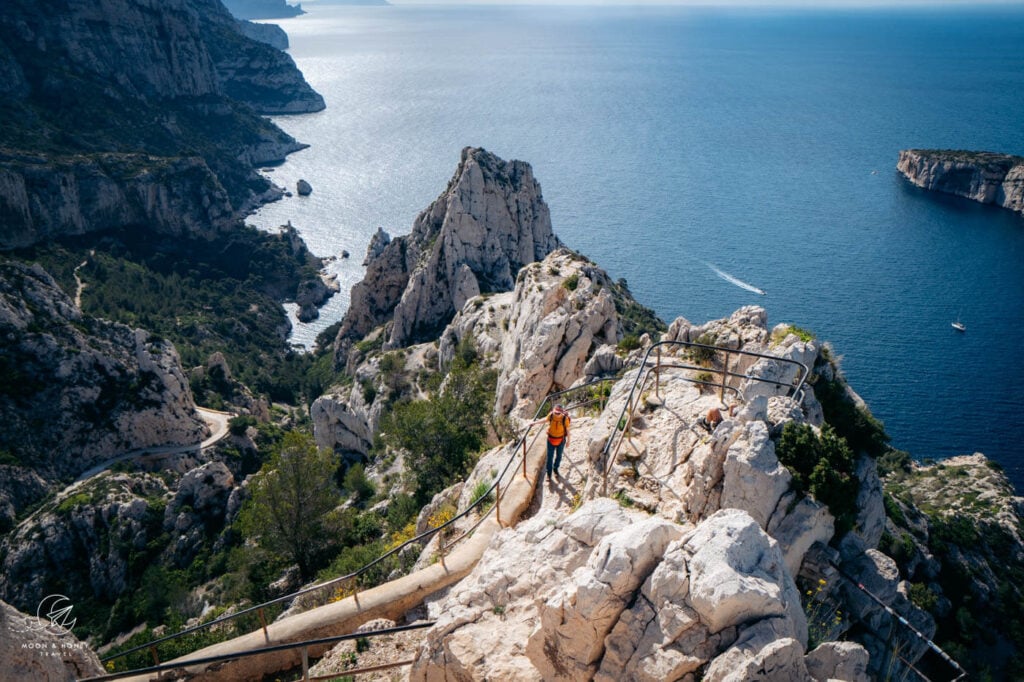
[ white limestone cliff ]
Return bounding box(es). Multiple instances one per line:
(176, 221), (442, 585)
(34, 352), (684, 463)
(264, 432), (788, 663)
(410, 502), (830, 681)
(897, 149), (1024, 216)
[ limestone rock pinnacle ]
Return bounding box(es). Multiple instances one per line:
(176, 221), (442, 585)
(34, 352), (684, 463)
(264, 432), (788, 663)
(335, 147), (560, 356)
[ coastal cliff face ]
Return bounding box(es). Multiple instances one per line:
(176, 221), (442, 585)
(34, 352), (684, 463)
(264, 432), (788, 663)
(0, 152), (235, 250)
(221, 0), (306, 20)
(334, 147), (560, 356)
(313, 149), (969, 677)
(897, 149), (1024, 216)
(0, 0), (324, 248)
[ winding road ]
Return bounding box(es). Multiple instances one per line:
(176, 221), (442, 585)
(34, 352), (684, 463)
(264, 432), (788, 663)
(52, 407), (233, 503)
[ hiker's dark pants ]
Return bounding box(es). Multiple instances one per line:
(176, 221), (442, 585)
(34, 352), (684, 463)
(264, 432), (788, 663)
(546, 439), (565, 477)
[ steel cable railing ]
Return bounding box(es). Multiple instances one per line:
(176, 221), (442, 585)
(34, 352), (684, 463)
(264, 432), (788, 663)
(600, 339), (810, 493)
(83, 622), (435, 682)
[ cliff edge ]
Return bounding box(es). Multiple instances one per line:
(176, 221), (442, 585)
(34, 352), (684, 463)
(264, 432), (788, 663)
(897, 149), (1024, 216)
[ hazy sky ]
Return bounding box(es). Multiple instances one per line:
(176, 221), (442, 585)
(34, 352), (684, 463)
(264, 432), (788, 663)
(377, 0), (1020, 5)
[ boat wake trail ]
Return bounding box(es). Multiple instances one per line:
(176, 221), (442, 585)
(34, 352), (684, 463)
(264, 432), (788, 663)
(704, 262), (766, 296)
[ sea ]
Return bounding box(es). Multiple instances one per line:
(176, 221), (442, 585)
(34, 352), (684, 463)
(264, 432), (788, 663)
(247, 3), (1024, 493)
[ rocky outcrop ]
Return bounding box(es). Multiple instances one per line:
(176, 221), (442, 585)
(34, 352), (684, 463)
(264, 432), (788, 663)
(897, 149), (1024, 216)
(297, 179), (313, 196)
(221, 0), (306, 20)
(235, 19), (289, 51)
(311, 382), (382, 458)
(881, 453), (1024, 678)
(491, 251), (619, 419)
(335, 147), (560, 355)
(0, 599), (104, 682)
(0, 457), (240, 622)
(411, 501), (831, 681)
(409, 301), (944, 680)
(435, 248), (628, 420)
(296, 273), (339, 322)
(0, 471), (171, 609)
(0, 467), (49, 534)
(0, 261), (207, 482)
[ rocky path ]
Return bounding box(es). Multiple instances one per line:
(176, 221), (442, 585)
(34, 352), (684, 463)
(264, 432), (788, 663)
(525, 414), (594, 518)
(72, 249), (94, 308)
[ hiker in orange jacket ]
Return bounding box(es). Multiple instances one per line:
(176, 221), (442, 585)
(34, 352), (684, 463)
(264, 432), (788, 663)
(532, 404), (571, 482)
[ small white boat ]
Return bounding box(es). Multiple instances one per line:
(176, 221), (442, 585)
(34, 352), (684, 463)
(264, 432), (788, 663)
(951, 318), (966, 332)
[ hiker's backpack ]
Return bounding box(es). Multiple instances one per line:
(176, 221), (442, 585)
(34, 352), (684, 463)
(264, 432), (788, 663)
(548, 413), (569, 438)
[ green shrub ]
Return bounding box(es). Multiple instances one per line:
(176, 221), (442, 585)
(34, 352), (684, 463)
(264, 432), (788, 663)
(775, 422), (860, 534)
(909, 582), (939, 613)
(381, 339), (495, 504)
(228, 414), (257, 436)
(343, 463), (376, 504)
(470, 479), (494, 507)
(813, 378), (889, 458)
(562, 273), (579, 291)
(361, 378), (377, 404)
(689, 333), (719, 364)
(386, 493), (419, 531)
(617, 334), (641, 352)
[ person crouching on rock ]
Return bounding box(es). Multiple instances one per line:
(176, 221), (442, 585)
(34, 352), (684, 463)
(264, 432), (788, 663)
(699, 406), (723, 433)
(532, 404), (571, 482)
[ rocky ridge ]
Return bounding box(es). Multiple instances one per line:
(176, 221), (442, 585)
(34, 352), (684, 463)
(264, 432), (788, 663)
(880, 452), (1024, 675)
(312, 247), (632, 458)
(0, 461), (237, 615)
(404, 303), (938, 681)
(235, 20), (290, 51)
(311, 154), (924, 682)
(897, 149), (1024, 216)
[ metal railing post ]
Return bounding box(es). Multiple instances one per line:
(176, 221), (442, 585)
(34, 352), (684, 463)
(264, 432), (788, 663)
(257, 608), (270, 644)
(495, 479), (502, 527)
(521, 434), (528, 480)
(302, 645), (309, 680)
(655, 346), (661, 399)
(720, 349), (729, 402)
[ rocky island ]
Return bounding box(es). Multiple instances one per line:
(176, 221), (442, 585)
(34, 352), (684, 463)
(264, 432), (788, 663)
(897, 149), (1024, 216)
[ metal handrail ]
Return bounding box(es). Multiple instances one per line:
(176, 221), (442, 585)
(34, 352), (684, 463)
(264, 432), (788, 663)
(83, 622), (435, 682)
(101, 376), (620, 669)
(601, 339), (810, 493)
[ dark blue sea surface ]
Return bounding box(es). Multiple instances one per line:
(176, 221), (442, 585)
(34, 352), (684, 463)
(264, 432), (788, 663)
(250, 4), (1024, 491)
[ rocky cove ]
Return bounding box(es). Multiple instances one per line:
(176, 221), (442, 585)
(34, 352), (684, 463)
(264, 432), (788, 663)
(2, 145), (1021, 681)
(0, 3), (1022, 681)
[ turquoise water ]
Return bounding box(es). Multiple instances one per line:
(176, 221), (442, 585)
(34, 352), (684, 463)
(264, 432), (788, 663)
(249, 5), (1024, 491)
